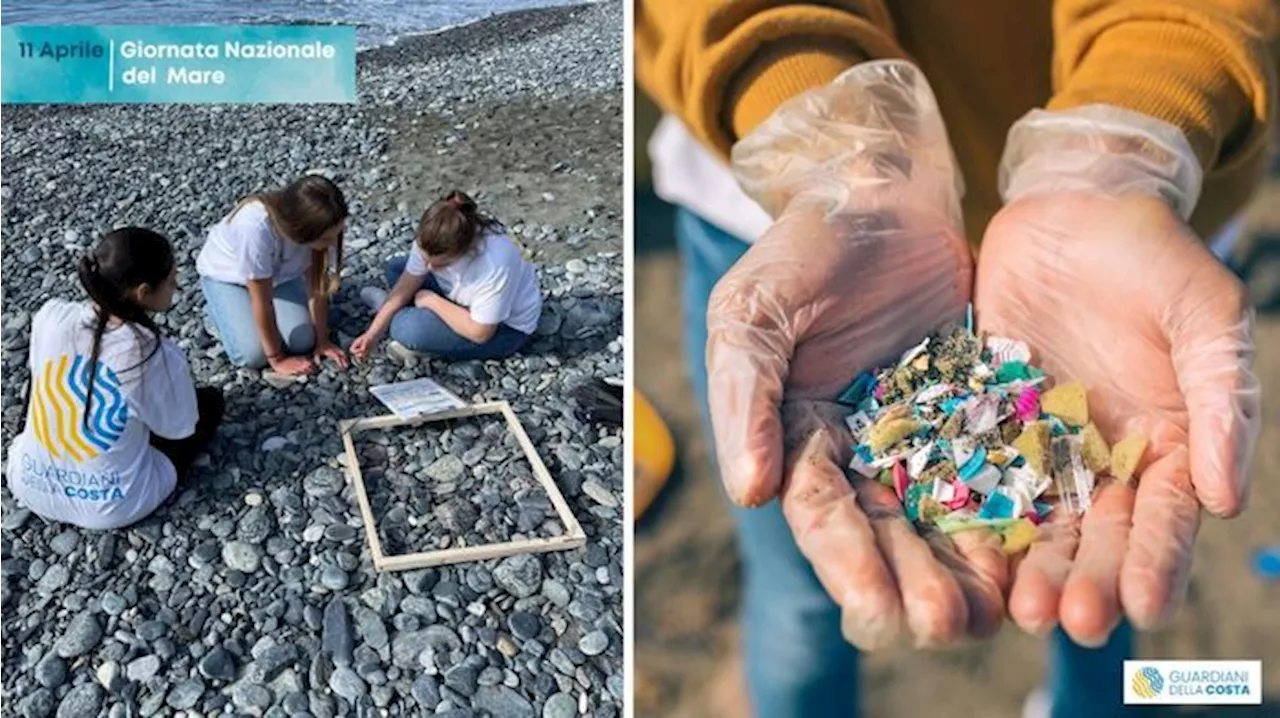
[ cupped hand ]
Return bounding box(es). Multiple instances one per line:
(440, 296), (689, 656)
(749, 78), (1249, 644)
(976, 193), (1259, 646)
(269, 354), (316, 376)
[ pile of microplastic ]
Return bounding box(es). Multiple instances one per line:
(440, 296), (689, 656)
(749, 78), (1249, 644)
(837, 314), (1148, 555)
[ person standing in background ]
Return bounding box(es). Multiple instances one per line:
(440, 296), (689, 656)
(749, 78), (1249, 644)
(636, 1), (1274, 716)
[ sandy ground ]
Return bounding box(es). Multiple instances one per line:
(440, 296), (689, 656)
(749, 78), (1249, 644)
(634, 186), (1280, 717)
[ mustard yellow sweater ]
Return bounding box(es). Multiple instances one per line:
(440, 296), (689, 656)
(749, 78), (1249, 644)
(636, 0), (1278, 242)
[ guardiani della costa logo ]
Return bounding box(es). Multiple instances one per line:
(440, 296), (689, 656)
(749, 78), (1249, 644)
(1124, 661), (1262, 705)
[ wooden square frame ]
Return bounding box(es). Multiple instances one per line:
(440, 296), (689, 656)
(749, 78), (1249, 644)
(339, 401), (587, 572)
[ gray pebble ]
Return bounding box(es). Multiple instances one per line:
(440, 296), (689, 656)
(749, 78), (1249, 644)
(55, 683), (102, 718)
(543, 692), (576, 718)
(222, 541), (262, 573)
(328, 666), (367, 701)
(126, 654), (162, 683)
(55, 611), (102, 658)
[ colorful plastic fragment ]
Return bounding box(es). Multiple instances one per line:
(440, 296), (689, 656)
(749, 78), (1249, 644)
(1040, 381), (1089, 427)
(1080, 423), (1111, 473)
(839, 312), (1146, 556)
(1110, 434), (1149, 483)
(1000, 519), (1039, 554)
(1012, 422), (1052, 476)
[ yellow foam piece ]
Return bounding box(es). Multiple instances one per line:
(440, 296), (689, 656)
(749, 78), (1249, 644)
(1040, 381), (1089, 427)
(1080, 423), (1111, 474)
(1001, 519), (1039, 555)
(1111, 434), (1148, 483)
(867, 418), (920, 454)
(1012, 421), (1052, 476)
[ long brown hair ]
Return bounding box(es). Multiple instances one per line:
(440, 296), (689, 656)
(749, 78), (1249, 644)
(416, 190), (503, 260)
(232, 174), (348, 295)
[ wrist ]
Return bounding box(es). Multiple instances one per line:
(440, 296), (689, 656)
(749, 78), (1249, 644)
(731, 59), (961, 221)
(999, 105), (1203, 220)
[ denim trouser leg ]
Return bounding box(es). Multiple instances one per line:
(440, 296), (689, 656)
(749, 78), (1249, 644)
(1049, 624), (1138, 718)
(674, 207), (861, 718)
(200, 276), (316, 368)
(382, 256), (531, 361)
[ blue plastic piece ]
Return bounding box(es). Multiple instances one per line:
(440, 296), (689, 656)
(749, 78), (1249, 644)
(978, 490), (1016, 519)
(940, 397), (965, 415)
(1033, 501), (1053, 517)
(837, 372), (875, 406)
(958, 446), (987, 481)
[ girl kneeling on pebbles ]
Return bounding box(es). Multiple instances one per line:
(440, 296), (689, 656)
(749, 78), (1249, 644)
(352, 191), (541, 361)
(197, 174), (350, 375)
(5, 229), (224, 530)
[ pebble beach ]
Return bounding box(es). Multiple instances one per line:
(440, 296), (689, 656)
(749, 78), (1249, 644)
(1, 2), (623, 717)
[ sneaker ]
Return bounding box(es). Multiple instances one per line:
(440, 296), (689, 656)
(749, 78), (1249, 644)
(1021, 686), (1050, 718)
(360, 286), (388, 312)
(387, 340), (426, 364)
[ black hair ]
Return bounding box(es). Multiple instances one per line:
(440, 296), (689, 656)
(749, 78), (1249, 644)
(75, 227), (175, 429)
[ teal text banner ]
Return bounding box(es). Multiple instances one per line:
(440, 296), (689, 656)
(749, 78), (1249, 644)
(1, 25), (356, 104)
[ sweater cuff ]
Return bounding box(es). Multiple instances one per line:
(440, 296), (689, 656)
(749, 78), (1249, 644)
(729, 42), (866, 142)
(1049, 19), (1266, 173)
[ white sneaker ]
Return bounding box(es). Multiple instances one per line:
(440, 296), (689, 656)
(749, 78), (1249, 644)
(1021, 686), (1050, 718)
(360, 286), (388, 312)
(387, 340), (426, 364)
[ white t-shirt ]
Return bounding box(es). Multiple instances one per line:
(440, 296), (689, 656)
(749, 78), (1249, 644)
(5, 300), (198, 530)
(404, 232), (542, 334)
(648, 115), (772, 244)
(196, 200), (322, 286)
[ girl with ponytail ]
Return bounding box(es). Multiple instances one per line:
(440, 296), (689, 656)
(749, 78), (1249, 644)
(352, 190), (541, 361)
(6, 228), (224, 530)
(196, 174), (350, 376)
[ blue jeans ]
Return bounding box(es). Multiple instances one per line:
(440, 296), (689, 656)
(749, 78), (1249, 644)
(384, 256), (532, 361)
(675, 207), (1136, 718)
(200, 276), (316, 369)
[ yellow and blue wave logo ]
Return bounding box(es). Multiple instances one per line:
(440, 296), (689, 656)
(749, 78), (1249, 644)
(1132, 667), (1165, 698)
(31, 354), (128, 463)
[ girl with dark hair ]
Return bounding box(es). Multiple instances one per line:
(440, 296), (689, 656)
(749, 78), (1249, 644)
(351, 190), (541, 361)
(197, 174), (350, 375)
(5, 228), (224, 530)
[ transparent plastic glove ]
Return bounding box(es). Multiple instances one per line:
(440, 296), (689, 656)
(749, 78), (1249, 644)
(708, 61), (1001, 649)
(977, 105), (1261, 646)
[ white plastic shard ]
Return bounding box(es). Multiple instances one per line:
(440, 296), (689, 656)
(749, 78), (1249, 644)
(898, 336), (931, 367)
(971, 362), (995, 381)
(963, 463), (1002, 495)
(844, 411), (873, 438)
(931, 477), (956, 503)
(908, 441), (934, 478)
(951, 437), (977, 468)
(964, 393), (1001, 435)
(914, 383), (956, 404)
(849, 452), (880, 479)
(1006, 464), (1052, 500)
(986, 335), (1032, 366)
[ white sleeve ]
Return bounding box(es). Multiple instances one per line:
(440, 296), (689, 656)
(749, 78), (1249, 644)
(139, 341), (199, 440)
(467, 267), (515, 326)
(231, 213), (279, 281)
(403, 247), (430, 277)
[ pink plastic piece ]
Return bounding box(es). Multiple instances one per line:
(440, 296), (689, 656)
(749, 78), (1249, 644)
(1014, 386), (1041, 422)
(874, 382), (887, 400)
(892, 462), (909, 501)
(944, 480), (971, 509)
(1026, 509), (1042, 526)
